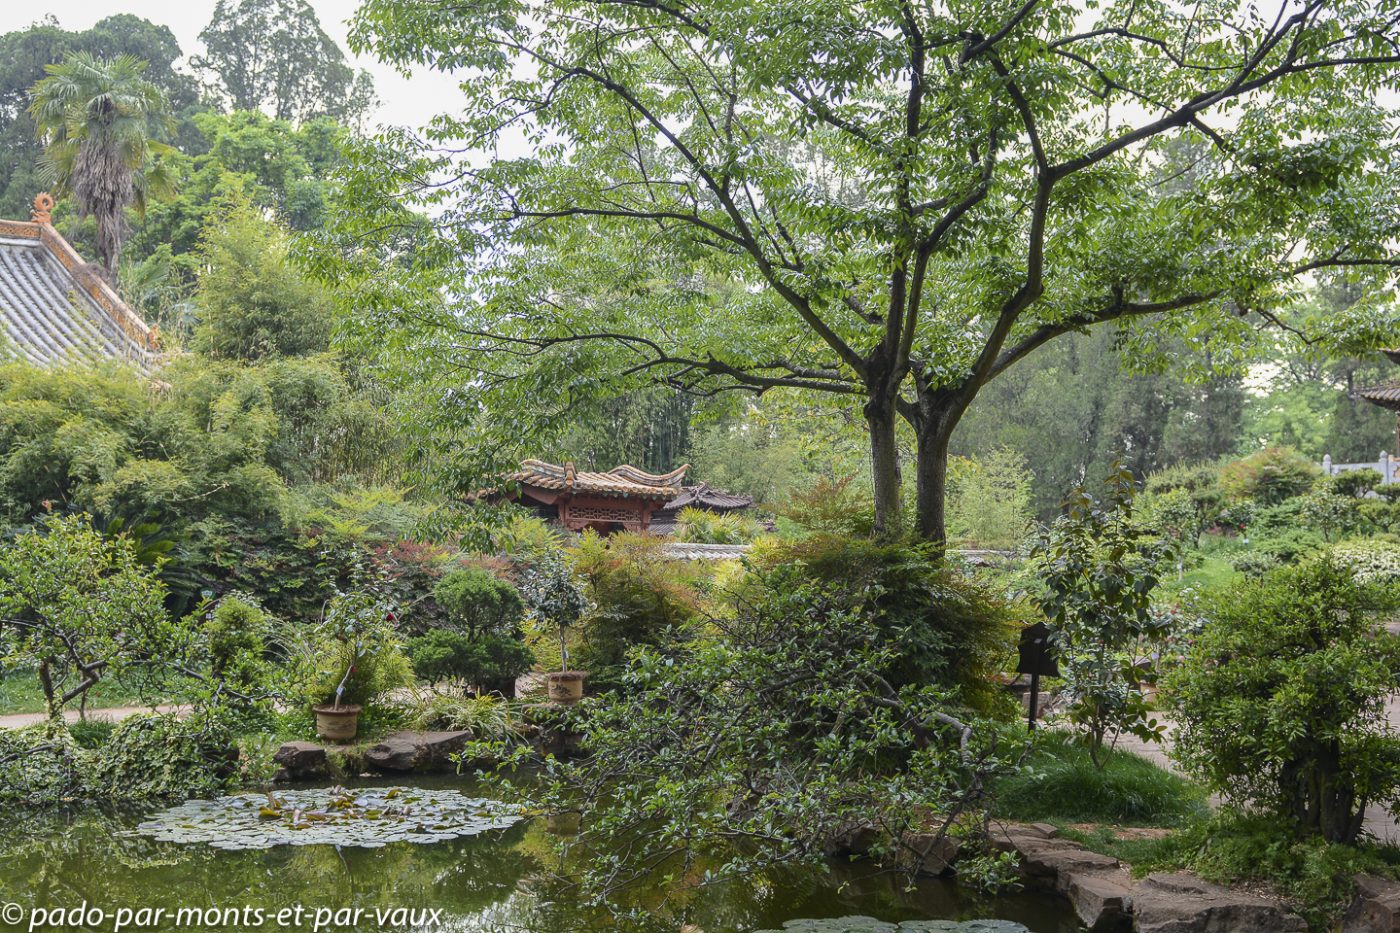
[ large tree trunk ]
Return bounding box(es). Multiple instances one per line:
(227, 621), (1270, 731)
(865, 396), (904, 539)
(909, 395), (969, 550)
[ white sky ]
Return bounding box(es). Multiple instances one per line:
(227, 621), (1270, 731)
(0, 0), (465, 131)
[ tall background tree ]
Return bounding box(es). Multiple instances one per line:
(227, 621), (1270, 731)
(194, 0), (377, 126)
(0, 15), (196, 221)
(328, 0), (1400, 543)
(28, 52), (174, 279)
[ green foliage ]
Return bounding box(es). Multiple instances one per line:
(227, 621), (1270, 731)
(402, 691), (519, 739)
(406, 629), (533, 692)
(672, 506), (759, 545)
(1032, 465), (1172, 765)
(287, 591), (413, 709)
(1120, 810), (1400, 931)
(991, 731), (1206, 827)
(0, 724), (89, 804)
(189, 594), (279, 719)
(89, 712), (240, 800)
(0, 515), (171, 718)
(1332, 539), (1400, 585)
(571, 533), (703, 687)
(29, 50), (175, 275)
(1165, 560), (1400, 843)
(754, 535), (1019, 712)
(946, 448), (1033, 550)
(432, 568), (523, 639)
(1298, 486), (1360, 541)
(1331, 468), (1383, 498)
(1219, 447), (1320, 506)
(490, 514), (564, 558)
(190, 192), (333, 360)
(0, 358), (390, 530)
(958, 331), (1247, 522)
(483, 564), (1027, 904)
(516, 549), (591, 671)
(195, 0), (375, 125)
(781, 476), (875, 538)
(330, 0), (1400, 541)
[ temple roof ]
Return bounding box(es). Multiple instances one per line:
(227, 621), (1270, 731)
(660, 482), (754, 513)
(511, 459), (689, 500)
(1359, 383), (1400, 411)
(0, 195), (157, 369)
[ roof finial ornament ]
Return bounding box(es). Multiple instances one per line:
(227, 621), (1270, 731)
(31, 192), (54, 225)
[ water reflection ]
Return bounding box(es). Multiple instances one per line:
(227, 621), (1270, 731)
(0, 778), (1081, 933)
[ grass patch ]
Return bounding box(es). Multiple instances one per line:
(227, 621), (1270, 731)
(991, 730), (1207, 827)
(0, 669), (170, 716)
(1158, 554), (1239, 596)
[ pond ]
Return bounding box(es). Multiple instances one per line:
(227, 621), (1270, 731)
(0, 777), (1082, 933)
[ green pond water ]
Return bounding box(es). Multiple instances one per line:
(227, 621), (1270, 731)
(0, 776), (1081, 933)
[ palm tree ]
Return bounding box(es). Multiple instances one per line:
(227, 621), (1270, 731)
(28, 52), (175, 281)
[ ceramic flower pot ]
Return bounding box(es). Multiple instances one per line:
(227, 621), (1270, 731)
(546, 671), (587, 705)
(313, 704), (362, 742)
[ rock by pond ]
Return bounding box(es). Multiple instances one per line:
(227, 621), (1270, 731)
(758, 921), (1029, 932)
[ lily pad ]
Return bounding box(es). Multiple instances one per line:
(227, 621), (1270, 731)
(132, 787), (521, 850)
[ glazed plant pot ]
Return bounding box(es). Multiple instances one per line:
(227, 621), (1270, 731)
(546, 671), (587, 705)
(313, 704), (362, 742)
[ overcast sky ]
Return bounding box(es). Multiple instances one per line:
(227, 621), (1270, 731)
(0, 1), (464, 131)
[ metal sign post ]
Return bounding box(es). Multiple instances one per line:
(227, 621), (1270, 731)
(1016, 620), (1059, 730)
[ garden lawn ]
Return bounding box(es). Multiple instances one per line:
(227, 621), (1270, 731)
(991, 730), (1208, 827)
(0, 670), (166, 716)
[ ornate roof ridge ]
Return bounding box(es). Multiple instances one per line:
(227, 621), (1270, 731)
(0, 193), (160, 363)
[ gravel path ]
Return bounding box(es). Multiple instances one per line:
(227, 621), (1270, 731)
(0, 704), (186, 730)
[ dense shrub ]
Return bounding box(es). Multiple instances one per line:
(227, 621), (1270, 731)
(484, 564), (1026, 902)
(1218, 447), (1319, 505)
(780, 475), (875, 537)
(1247, 527), (1328, 565)
(1331, 539), (1400, 585)
(197, 595), (277, 711)
(673, 506), (760, 544)
(1165, 559), (1400, 843)
(406, 629), (533, 693)
(752, 535), (1019, 712)
(0, 725), (89, 803)
(1330, 468), (1383, 498)
(89, 712), (241, 800)
(432, 568), (524, 638)
(571, 533), (704, 686)
(1032, 466), (1172, 765)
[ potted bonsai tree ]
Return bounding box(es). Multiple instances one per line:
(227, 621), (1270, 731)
(518, 550), (591, 704)
(304, 592), (413, 742)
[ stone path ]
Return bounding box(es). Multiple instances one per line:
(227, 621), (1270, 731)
(0, 703), (185, 730)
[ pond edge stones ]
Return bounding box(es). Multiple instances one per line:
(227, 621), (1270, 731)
(989, 823), (1308, 933)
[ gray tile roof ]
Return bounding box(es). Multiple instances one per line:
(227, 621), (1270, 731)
(660, 542), (751, 561)
(0, 218), (155, 369)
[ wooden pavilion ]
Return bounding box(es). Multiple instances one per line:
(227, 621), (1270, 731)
(1356, 349), (1400, 454)
(506, 459), (690, 534)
